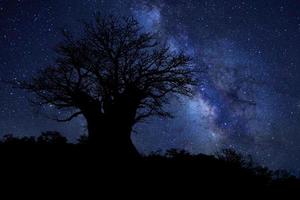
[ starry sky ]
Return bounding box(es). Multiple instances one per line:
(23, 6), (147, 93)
(0, 0), (300, 171)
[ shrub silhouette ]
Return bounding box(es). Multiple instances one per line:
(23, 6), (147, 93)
(36, 131), (68, 145)
(0, 132), (67, 145)
(216, 148), (253, 168)
(0, 134), (36, 145)
(77, 134), (89, 145)
(144, 148), (300, 190)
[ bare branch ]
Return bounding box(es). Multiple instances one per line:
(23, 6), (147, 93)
(19, 15), (199, 133)
(55, 111), (83, 122)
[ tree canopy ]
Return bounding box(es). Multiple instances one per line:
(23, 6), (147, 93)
(20, 16), (196, 156)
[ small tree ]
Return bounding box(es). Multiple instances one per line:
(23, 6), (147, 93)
(20, 16), (196, 157)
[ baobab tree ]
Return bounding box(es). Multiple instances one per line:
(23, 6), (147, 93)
(20, 16), (196, 157)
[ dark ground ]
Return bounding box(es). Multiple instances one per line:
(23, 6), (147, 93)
(0, 145), (299, 194)
(0, 133), (298, 195)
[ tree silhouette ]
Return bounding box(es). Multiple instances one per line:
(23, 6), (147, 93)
(20, 16), (196, 157)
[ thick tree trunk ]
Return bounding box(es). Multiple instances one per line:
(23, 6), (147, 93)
(112, 119), (140, 158)
(85, 113), (140, 159)
(79, 93), (141, 159)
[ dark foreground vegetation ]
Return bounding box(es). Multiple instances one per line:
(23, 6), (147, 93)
(0, 132), (299, 192)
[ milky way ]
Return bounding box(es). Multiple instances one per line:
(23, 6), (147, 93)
(133, 0), (300, 171)
(0, 0), (300, 171)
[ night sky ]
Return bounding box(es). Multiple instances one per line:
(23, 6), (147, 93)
(1, 0), (300, 171)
